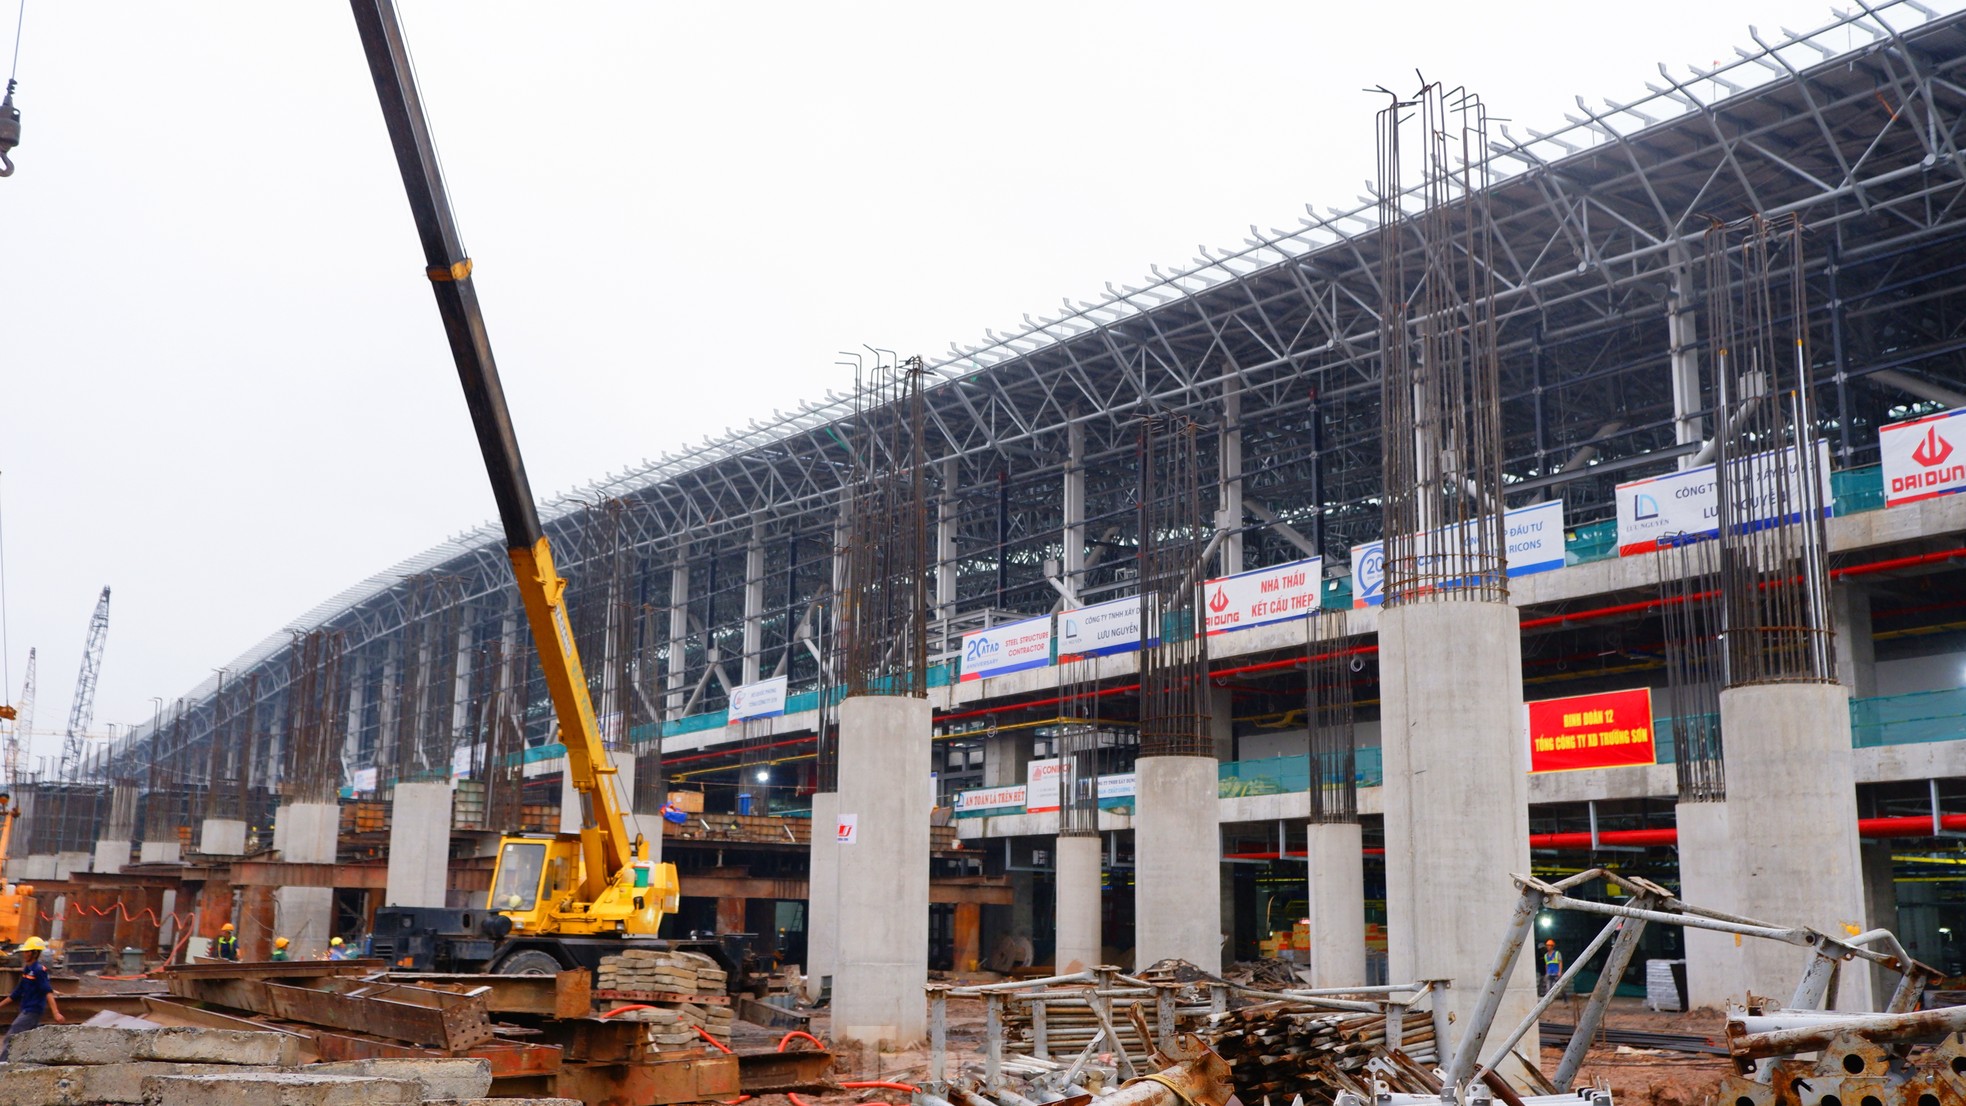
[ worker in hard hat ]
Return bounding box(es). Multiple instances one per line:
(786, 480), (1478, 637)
(326, 936), (349, 961)
(269, 937), (291, 962)
(1539, 938), (1564, 996)
(215, 922), (239, 962)
(0, 937), (65, 1059)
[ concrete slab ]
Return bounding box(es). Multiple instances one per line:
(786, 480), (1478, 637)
(10, 1025), (301, 1067)
(306, 1057), (490, 1100)
(141, 1072), (419, 1106)
(0, 1062), (278, 1105)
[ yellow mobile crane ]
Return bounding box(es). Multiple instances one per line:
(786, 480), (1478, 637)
(351, 2), (682, 975)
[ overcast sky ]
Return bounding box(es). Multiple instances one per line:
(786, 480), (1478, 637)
(0, 0), (1901, 766)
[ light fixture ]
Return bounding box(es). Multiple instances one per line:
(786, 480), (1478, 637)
(1538, 914), (1554, 930)
(754, 769), (770, 783)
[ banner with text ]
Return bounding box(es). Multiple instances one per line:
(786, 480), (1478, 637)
(1615, 440), (1832, 555)
(959, 616), (1054, 682)
(1881, 409), (1966, 507)
(1204, 557), (1325, 635)
(1025, 757), (1065, 813)
(1524, 687), (1657, 773)
(955, 784), (1027, 817)
(728, 675), (790, 722)
(1057, 596), (1156, 660)
(1350, 501), (1566, 607)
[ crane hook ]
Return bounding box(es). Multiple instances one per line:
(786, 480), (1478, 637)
(0, 79), (19, 178)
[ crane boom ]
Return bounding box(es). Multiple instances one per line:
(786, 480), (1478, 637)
(60, 588), (110, 781)
(348, 1), (633, 903)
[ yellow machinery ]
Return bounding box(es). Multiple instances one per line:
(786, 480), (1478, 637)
(0, 794), (38, 947)
(351, 1), (680, 974)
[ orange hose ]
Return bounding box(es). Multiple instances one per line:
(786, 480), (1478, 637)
(841, 1081), (922, 1093)
(778, 1030), (826, 1052)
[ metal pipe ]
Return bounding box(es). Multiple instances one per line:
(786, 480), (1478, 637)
(1477, 910), (1623, 1077)
(1728, 1004), (1966, 1059)
(1444, 887), (1544, 1088)
(1554, 898), (1655, 1090)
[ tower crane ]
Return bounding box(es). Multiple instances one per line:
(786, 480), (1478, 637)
(59, 587), (109, 781)
(4, 648), (30, 787)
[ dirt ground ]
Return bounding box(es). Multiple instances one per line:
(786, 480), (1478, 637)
(1541, 997), (1734, 1106)
(740, 994), (1738, 1106)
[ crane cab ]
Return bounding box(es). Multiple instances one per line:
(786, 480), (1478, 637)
(488, 832), (678, 938)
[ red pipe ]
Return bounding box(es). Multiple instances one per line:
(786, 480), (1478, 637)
(1228, 815), (1966, 859)
(1833, 545), (1966, 578)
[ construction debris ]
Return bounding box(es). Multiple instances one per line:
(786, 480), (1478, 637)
(1204, 1007), (1439, 1103)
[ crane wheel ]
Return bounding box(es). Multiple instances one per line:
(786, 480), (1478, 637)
(495, 949), (564, 976)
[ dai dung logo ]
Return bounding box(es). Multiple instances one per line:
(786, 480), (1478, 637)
(1913, 425), (1955, 468)
(1207, 587), (1230, 613)
(1634, 492), (1661, 521)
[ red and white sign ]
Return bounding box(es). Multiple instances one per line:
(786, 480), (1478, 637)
(835, 814), (858, 845)
(1203, 556), (1325, 635)
(1881, 409), (1966, 507)
(1025, 757), (1066, 814)
(1523, 688), (1657, 774)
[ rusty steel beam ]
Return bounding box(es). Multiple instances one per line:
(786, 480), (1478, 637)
(735, 1047), (835, 1094)
(384, 969), (590, 1019)
(553, 1054), (741, 1106)
(264, 979), (494, 1051)
(228, 860), (389, 889)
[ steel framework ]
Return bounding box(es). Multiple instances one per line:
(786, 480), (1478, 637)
(97, 2), (1966, 814)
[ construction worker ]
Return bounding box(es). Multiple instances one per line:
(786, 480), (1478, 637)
(270, 937), (291, 962)
(215, 923), (239, 962)
(1539, 938), (1564, 996)
(0, 937), (65, 1059)
(326, 936), (348, 961)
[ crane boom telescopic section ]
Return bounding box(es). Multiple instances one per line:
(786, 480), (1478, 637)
(348, 1), (661, 931)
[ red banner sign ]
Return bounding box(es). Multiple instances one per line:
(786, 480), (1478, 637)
(1524, 688), (1656, 773)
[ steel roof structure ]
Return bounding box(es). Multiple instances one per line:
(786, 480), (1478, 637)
(98, 0), (1966, 795)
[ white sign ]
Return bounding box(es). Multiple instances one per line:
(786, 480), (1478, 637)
(1096, 772), (1136, 800)
(1615, 440), (1832, 555)
(1881, 409), (1966, 507)
(956, 784), (1027, 816)
(959, 615), (1054, 681)
(451, 743), (477, 780)
(1203, 557), (1325, 635)
(1025, 757), (1066, 814)
(728, 675), (790, 722)
(1057, 596), (1154, 660)
(350, 767), (378, 794)
(1350, 502), (1566, 608)
(835, 813), (858, 845)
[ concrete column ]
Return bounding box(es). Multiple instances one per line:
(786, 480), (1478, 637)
(983, 730), (1030, 789)
(1061, 424), (1085, 607)
(198, 818), (247, 856)
(139, 839), (181, 865)
(53, 851), (90, 879)
(385, 781), (452, 908)
(93, 784), (139, 874)
(805, 790), (840, 996)
(1720, 682), (1872, 1010)
(1380, 602), (1536, 1046)
(742, 526), (766, 687)
(1861, 841), (1900, 1003)
(1305, 821), (1366, 988)
(1054, 834), (1103, 973)
(833, 696), (931, 1046)
(1676, 800), (1740, 1009)
(1833, 584), (1877, 700)
(1217, 380), (1244, 574)
(935, 460), (960, 622)
(1133, 756), (1221, 972)
(273, 801), (339, 959)
(1668, 245), (1705, 467)
(665, 554), (690, 718)
(1209, 685), (1235, 762)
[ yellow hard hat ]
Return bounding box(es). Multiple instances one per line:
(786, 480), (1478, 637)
(274, 937), (290, 949)
(221, 923), (235, 932)
(329, 937), (343, 946)
(18, 937), (46, 952)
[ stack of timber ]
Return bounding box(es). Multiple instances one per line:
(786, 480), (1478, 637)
(594, 950), (733, 1045)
